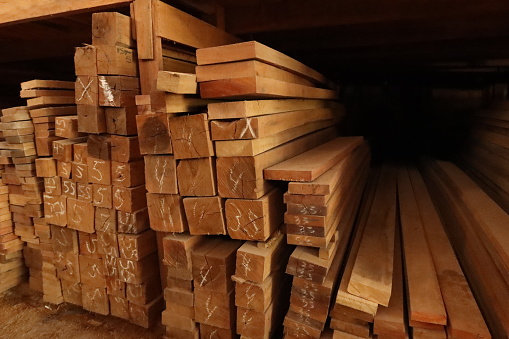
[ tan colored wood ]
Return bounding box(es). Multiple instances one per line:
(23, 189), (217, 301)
(162, 233), (205, 280)
(79, 255), (106, 287)
(412, 327), (447, 339)
(117, 208), (150, 234)
(26, 96), (76, 109)
(82, 285), (109, 315)
(197, 60), (316, 87)
(110, 135), (141, 163)
(157, 71), (197, 94)
(146, 193), (187, 232)
(113, 184), (147, 212)
(117, 252), (159, 284)
(55, 116), (80, 139)
(409, 167), (490, 339)
(92, 184), (113, 208)
(35, 158), (57, 177)
(225, 188), (284, 241)
(96, 45), (138, 77)
(330, 318), (370, 338)
(162, 55), (196, 74)
(196, 41), (332, 88)
(156, 1), (240, 49)
(118, 230), (157, 261)
(168, 113), (214, 159)
(44, 194), (67, 226)
(61, 178), (77, 198)
(183, 196), (227, 235)
(194, 287), (235, 329)
(283, 310), (323, 338)
(92, 12), (134, 48)
(200, 76), (338, 100)
(105, 106), (138, 135)
(112, 160), (145, 187)
(177, 157), (217, 197)
(20, 89), (74, 99)
(136, 113), (173, 155)
(144, 155), (177, 194)
(98, 75), (140, 107)
(265, 137), (363, 182)
(76, 76), (99, 106)
(215, 120), (338, 157)
(192, 238), (242, 292)
(211, 108), (339, 141)
(216, 127), (337, 199)
(75, 45), (98, 76)
(72, 162), (88, 183)
(129, 295), (165, 328)
(347, 165), (397, 306)
(77, 105), (106, 134)
(150, 91), (215, 113)
(67, 198), (95, 233)
(235, 233), (291, 284)
(398, 166), (447, 325)
(21, 79), (75, 91)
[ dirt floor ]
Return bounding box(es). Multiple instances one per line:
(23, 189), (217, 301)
(0, 283), (165, 339)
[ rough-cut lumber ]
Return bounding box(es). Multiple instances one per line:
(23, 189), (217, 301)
(21, 79), (75, 91)
(156, 1), (240, 49)
(196, 41), (332, 88)
(168, 113), (214, 159)
(225, 188), (284, 241)
(200, 76), (338, 100)
(162, 233), (205, 280)
(215, 119), (338, 157)
(211, 108), (339, 140)
(265, 137), (363, 182)
(409, 167), (491, 339)
(347, 165), (397, 306)
(136, 113), (173, 155)
(177, 157), (217, 197)
(183, 196), (227, 235)
(105, 106), (138, 135)
(398, 166), (447, 326)
(144, 155), (178, 194)
(92, 12), (134, 48)
(216, 127), (337, 199)
(157, 71), (197, 94)
(196, 60), (316, 87)
(146, 193), (187, 233)
(150, 91), (216, 114)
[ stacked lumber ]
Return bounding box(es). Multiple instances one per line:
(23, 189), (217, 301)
(422, 158), (506, 338)
(234, 231), (293, 339)
(23, 79), (77, 156)
(458, 85), (509, 213)
(260, 138), (369, 339)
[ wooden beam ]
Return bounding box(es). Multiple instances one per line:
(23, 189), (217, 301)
(0, 0), (132, 27)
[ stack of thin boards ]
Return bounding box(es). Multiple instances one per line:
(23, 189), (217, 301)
(457, 83), (509, 213)
(23, 79), (77, 156)
(422, 158), (506, 338)
(262, 137), (369, 339)
(0, 124), (26, 292)
(329, 164), (491, 339)
(31, 11), (163, 327)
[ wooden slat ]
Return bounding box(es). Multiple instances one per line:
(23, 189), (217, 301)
(196, 41), (332, 88)
(157, 71), (197, 94)
(398, 166), (447, 325)
(207, 99), (339, 120)
(0, 0), (132, 26)
(265, 137), (363, 182)
(199, 76), (338, 100)
(156, 1), (240, 48)
(210, 108), (340, 140)
(408, 167), (490, 339)
(347, 164), (397, 306)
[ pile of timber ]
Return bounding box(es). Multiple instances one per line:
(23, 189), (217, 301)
(0, 120), (26, 292)
(31, 11), (163, 327)
(262, 137), (369, 339)
(422, 159), (507, 338)
(457, 84), (509, 213)
(329, 164), (491, 339)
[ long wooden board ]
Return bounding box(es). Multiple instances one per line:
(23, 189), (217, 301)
(265, 137), (363, 182)
(398, 166), (447, 326)
(196, 41), (333, 88)
(200, 76), (338, 100)
(408, 167), (490, 339)
(347, 164), (397, 307)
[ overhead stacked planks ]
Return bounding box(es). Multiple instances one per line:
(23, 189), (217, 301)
(458, 83), (509, 214)
(261, 137), (369, 339)
(422, 158), (506, 338)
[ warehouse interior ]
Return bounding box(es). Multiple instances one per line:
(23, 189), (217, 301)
(0, 1), (508, 338)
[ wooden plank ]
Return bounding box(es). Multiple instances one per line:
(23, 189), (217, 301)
(105, 106), (138, 135)
(265, 137), (363, 182)
(216, 127), (337, 199)
(196, 60), (315, 87)
(225, 188), (284, 241)
(347, 165), (397, 306)
(194, 287), (235, 329)
(96, 45), (139, 77)
(20, 89), (74, 99)
(207, 99), (338, 120)
(156, 1), (240, 48)
(146, 193), (187, 232)
(211, 108), (340, 140)
(0, 0), (132, 26)
(398, 166), (447, 326)
(168, 113), (214, 159)
(92, 12), (134, 48)
(215, 119), (338, 157)
(199, 76), (338, 100)
(135, 113), (172, 155)
(183, 196), (227, 235)
(77, 105), (106, 134)
(150, 91), (216, 113)
(176, 157), (217, 197)
(144, 155), (178, 194)
(196, 41), (332, 88)
(331, 170), (379, 322)
(162, 233), (205, 280)
(157, 71), (197, 94)
(21, 79), (75, 91)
